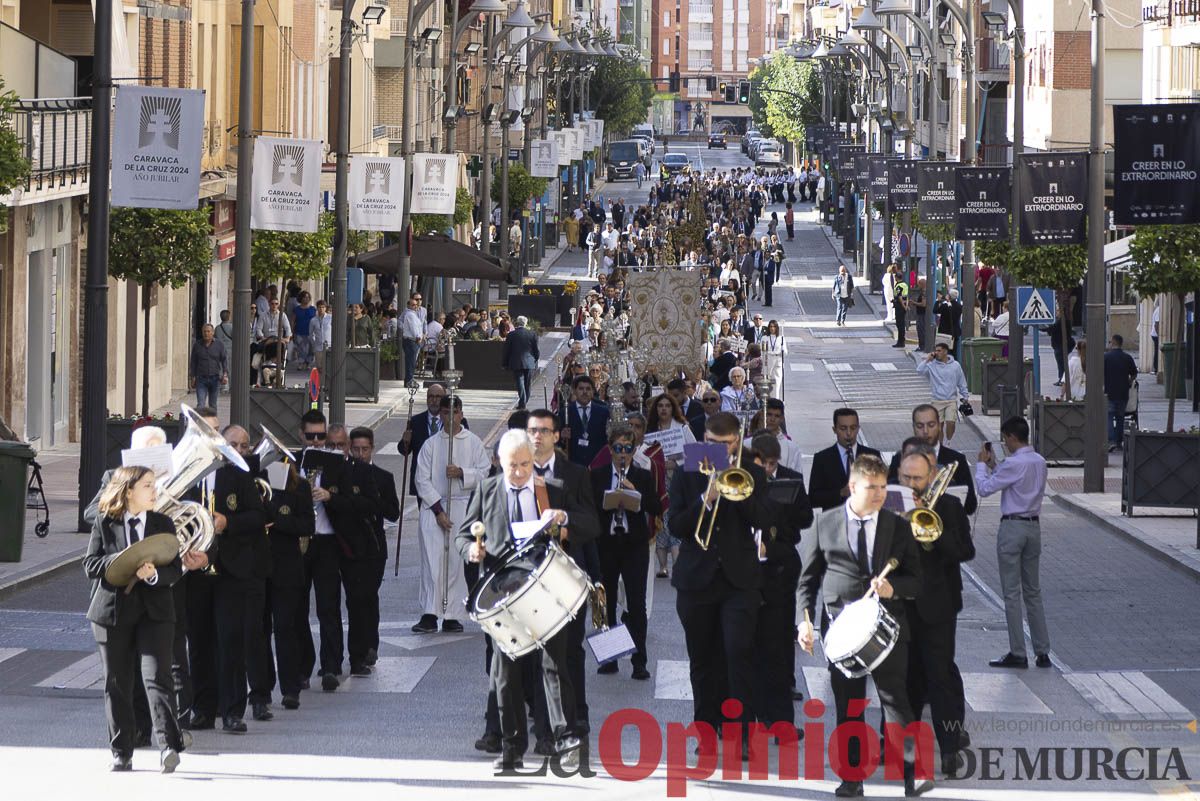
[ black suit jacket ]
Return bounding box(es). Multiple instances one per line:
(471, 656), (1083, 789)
(887, 445), (977, 516)
(796, 506), (923, 641)
(264, 479), (315, 588)
(502, 326), (540, 371)
(709, 351), (737, 390)
(560, 401), (610, 467)
(908, 494), (974, 624)
(681, 397), (705, 423)
(546, 454), (602, 579)
(83, 510), (183, 628)
(689, 413), (709, 441)
(590, 464), (663, 546)
(760, 464), (813, 586)
(366, 462), (400, 557)
(185, 464), (269, 580)
(808, 443), (883, 511)
(667, 458), (777, 592)
(322, 456), (383, 560)
(398, 411), (469, 495)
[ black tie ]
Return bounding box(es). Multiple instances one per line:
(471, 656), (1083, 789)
(128, 518), (141, 547)
(580, 406), (589, 429)
(845, 447), (854, 476)
(856, 519), (871, 577)
(534, 465), (549, 477)
(510, 488), (525, 523)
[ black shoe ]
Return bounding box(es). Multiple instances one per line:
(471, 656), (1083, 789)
(281, 695), (300, 710)
(350, 664), (372, 677)
(322, 673), (340, 692)
(441, 619), (464, 633)
(632, 666), (651, 681)
(989, 652), (1029, 668)
(905, 778), (935, 797)
(792, 688), (805, 701)
(185, 714), (214, 731)
(365, 647), (378, 667)
(573, 722), (590, 736)
(474, 734), (502, 753)
(942, 751), (966, 777)
(534, 739), (556, 757)
(133, 731), (151, 749)
(893, 343), (906, 348)
(110, 755), (133, 772)
(221, 716), (247, 734)
(597, 661), (619, 675)
(834, 780), (864, 797)
(1036, 653), (1053, 668)
(160, 748), (180, 774)
(493, 755), (523, 771)
(252, 703), (274, 721)
(412, 614), (438, 633)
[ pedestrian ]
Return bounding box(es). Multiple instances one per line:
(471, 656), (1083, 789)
(1103, 334), (1138, 451)
(311, 299), (332, 378)
(892, 282), (910, 349)
(1150, 302), (1160, 374)
(1047, 312), (1074, 386)
(975, 416), (1052, 671)
(882, 264), (898, 323)
(501, 315), (539, 409)
(784, 202), (795, 240)
(915, 343), (970, 442)
(635, 160), (646, 189)
(290, 292), (317, 370)
(912, 278), (929, 352)
(832, 264), (854, 326)
(188, 324), (227, 408)
(564, 208), (580, 253)
(936, 289), (964, 353)
(400, 297), (425, 384)
(992, 301), (1011, 357)
(1061, 339), (1086, 400)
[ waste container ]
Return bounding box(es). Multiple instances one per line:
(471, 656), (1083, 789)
(0, 440), (37, 562)
(960, 337), (1004, 395)
(1162, 343), (1188, 399)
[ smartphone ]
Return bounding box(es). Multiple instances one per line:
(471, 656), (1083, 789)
(983, 442), (993, 452)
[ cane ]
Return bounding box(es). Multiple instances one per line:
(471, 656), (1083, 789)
(393, 380), (421, 577)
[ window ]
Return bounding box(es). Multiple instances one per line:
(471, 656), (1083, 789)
(663, 38), (670, 55)
(664, 11), (670, 26)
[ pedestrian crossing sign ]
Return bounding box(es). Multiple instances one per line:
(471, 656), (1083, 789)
(1016, 286), (1056, 326)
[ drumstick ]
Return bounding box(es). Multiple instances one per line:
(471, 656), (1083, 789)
(471, 521), (486, 550)
(864, 558), (900, 600)
(802, 608), (814, 655)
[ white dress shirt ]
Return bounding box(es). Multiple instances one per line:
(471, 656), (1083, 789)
(124, 511), (158, 584)
(844, 503), (879, 568)
(505, 480), (541, 545)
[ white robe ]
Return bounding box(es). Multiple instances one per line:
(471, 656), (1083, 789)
(414, 428), (491, 618)
(763, 334), (787, 400)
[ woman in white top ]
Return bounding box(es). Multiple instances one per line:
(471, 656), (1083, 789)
(991, 301), (1011, 357)
(720, 366), (759, 412)
(1062, 339), (1086, 400)
(645, 393), (697, 465)
(762, 319), (787, 400)
(718, 258), (738, 288)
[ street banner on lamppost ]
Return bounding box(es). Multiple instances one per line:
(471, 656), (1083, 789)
(853, 154), (870, 190)
(1113, 104), (1200, 225)
(917, 161), (958, 224)
(251, 136), (323, 232)
(1017, 152), (1088, 245)
(955, 166), (1011, 241)
(111, 86), (204, 209)
(530, 139), (559, 178)
(410, 153), (458, 214)
(888, 159), (920, 211)
(838, 144), (864, 179)
(869, 155), (889, 198)
(552, 131), (571, 166)
(565, 127), (584, 162)
(348, 156), (406, 231)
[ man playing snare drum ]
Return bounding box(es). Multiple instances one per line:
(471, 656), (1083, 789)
(796, 455), (932, 798)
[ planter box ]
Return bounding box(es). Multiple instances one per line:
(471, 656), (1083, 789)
(453, 339), (519, 391)
(249, 387), (320, 449)
(981, 359), (1034, 416)
(380, 359), (400, 381)
(508, 294), (559, 328)
(105, 418), (183, 470)
(521, 283), (577, 326)
(1121, 430), (1200, 516)
(1032, 400), (1087, 464)
(346, 347), (381, 402)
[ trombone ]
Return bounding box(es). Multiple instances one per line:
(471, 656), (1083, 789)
(693, 422), (755, 551)
(904, 462), (958, 551)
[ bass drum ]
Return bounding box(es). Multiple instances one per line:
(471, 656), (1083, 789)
(822, 596), (901, 679)
(468, 537), (592, 658)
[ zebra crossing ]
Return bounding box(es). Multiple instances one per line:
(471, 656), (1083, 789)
(824, 361), (931, 408)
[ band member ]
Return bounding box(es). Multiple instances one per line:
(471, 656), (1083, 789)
(459, 431), (584, 771)
(350, 426), (400, 666)
(887, 405), (977, 515)
(260, 453), (314, 710)
(668, 412), (776, 752)
(414, 396), (490, 634)
(526, 409), (601, 734)
(84, 466), (189, 773)
(796, 455), (932, 798)
(746, 398), (802, 474)
(749, 434), (813, 728)
(809, 408), (882, 511)
(559, 375), (610, 467)
(184, 410), (266, 734)
(591, 425), (662, 680)
(894, 444), (974, 775)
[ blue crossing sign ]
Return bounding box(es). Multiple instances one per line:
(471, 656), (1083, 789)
(1016, 286), (1056, 326)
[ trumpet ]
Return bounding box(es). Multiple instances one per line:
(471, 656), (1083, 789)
(904, 462), (958, 550)
(693, 427), (755, 551)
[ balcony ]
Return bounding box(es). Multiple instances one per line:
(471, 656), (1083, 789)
(1, 97), (91, 206)
(976, 36), (1010, 77)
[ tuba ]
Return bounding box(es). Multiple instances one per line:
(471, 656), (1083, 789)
(905, 462), (958, 550)
(252, 424), (296, 502)
(156, 405), (250, 563)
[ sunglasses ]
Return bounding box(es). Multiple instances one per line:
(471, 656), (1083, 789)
(702, 397), (720, 404)
(611, 443), (635, 454)
(303, 431), (327, 440)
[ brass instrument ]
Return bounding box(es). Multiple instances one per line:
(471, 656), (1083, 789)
(252, 424), (296, 504)
(904, 462), (958, 550)
(693, 426), (756, 551)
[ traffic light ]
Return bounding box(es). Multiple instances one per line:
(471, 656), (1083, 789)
(669, 71), (680, 93)
(706, 76), (718, 92)
(724, 83), (736, 103)
(738, 80), (750, 104)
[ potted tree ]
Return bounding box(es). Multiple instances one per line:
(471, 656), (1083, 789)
(1121, 225), (1200, 516)
(0, 78), (30, 234)
(1006, 244), (1088, 461)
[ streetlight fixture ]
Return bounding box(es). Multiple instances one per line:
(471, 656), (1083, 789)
(852, 6), (884, 31)
(503, 0), (536, 29)
(981, 10), (1007, 29)
(874, 0), (913, 13)
(362, 4), (386, 23)
(421, 26), (442, 41)
(938, 31), (957, 48)
(463, 41), (482, 55)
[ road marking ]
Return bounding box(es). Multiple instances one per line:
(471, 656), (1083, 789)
(789, 363), (815, 372)
(1066, 671), (1194, 721)
(824, 338), (844, 345)
(36, 653), (103, 691)
(871, 363), (898, 372)
(962, 672), (1053, 714)
(335, 656), (436, 694)
(825, 363), (852, 372)
(0, 648), (24, 666)
(654, 659), (693, 700)
(1065, 673), (1142, 720)
(380, 633), (475, 651)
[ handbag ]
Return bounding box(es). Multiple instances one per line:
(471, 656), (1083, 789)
(958, 399), (974, 417)
(845, 296), (855, 308)
(1125, 380), (1139, 414)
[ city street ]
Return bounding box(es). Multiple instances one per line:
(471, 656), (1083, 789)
(2, 145), (1198, 799)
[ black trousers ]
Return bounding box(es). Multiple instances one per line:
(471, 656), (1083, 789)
(753, 577), (798, 727)
(675, 572), (760, 728)
(565, 611), (589, 730)
(342, 557), (380, 668)
(492, 626), (574, 758)
(915, 313), (928, 351)
(266, 580), (306, 697)
(829, 638), (916, 769)
(785, 223), (794, 240)
(309, 536), (346, 675)
(94, 617), (183, 758)
(368, 557), (386, 652)
(133, 581), (191, 732)
(186, 572), (220, 718)
(764, 279), (774, 307)
(598, 535), (650, 669)
(214, 574), (270, 715)
(907, 616), (963, 754)
(895, 307), (908, 345)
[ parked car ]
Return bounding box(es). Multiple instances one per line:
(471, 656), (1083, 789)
(630, 134), (655, 160)
(606, 139), (645, 181)
(742, 129), (761, 154)
(707, 132), (727, 149)
(660, 152), (691, 176)
(755, 139), (784, 166)
(630, 124), (655, 155)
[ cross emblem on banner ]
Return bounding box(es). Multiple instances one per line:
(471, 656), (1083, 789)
(369, 170), (387, 194)
(146, 110), (171, 143)
(467, 156), (482, 178)
(278, 155), (299, 183)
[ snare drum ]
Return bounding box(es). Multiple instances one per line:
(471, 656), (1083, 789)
(468, 537), (592, 658)
(822, 597), (901, 679)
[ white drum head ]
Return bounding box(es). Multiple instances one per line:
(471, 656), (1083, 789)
(823, 597), (881, 658)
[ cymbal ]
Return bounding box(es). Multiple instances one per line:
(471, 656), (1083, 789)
(103, 533), (179, 586)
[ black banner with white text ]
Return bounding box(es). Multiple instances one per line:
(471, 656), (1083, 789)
(1017, 152), (1088, 245)
(917, 162), (958, 224)
(1113, 104), (1200, 225)
(955, 167), (1011, 241)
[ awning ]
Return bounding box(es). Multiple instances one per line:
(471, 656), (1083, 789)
(1106, 235), (1134, 270)
(355, 235), (507, 281)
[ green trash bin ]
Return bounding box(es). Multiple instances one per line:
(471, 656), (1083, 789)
(960, 337), (1004, 395)
(1161, 343), (1188, 399)
(0, 440), (37, 562)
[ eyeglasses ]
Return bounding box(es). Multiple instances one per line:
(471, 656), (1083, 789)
(303, 431), (327, 440)
(611, 443), (635, 454)
(702, 397), (720, 404)
(526, 427), (555, 436)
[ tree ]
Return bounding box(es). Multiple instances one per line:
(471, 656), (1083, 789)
(109, 208), (213, 415)
(412, 186), (474, 236)
(0, 78), (31, 235)
(587, 59), (654, 136)
(491, 163), (548, 215)
(1127, 225), (1200, 430)
(748, 50), (819, 143)
(1007, 244), (1087, 400)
